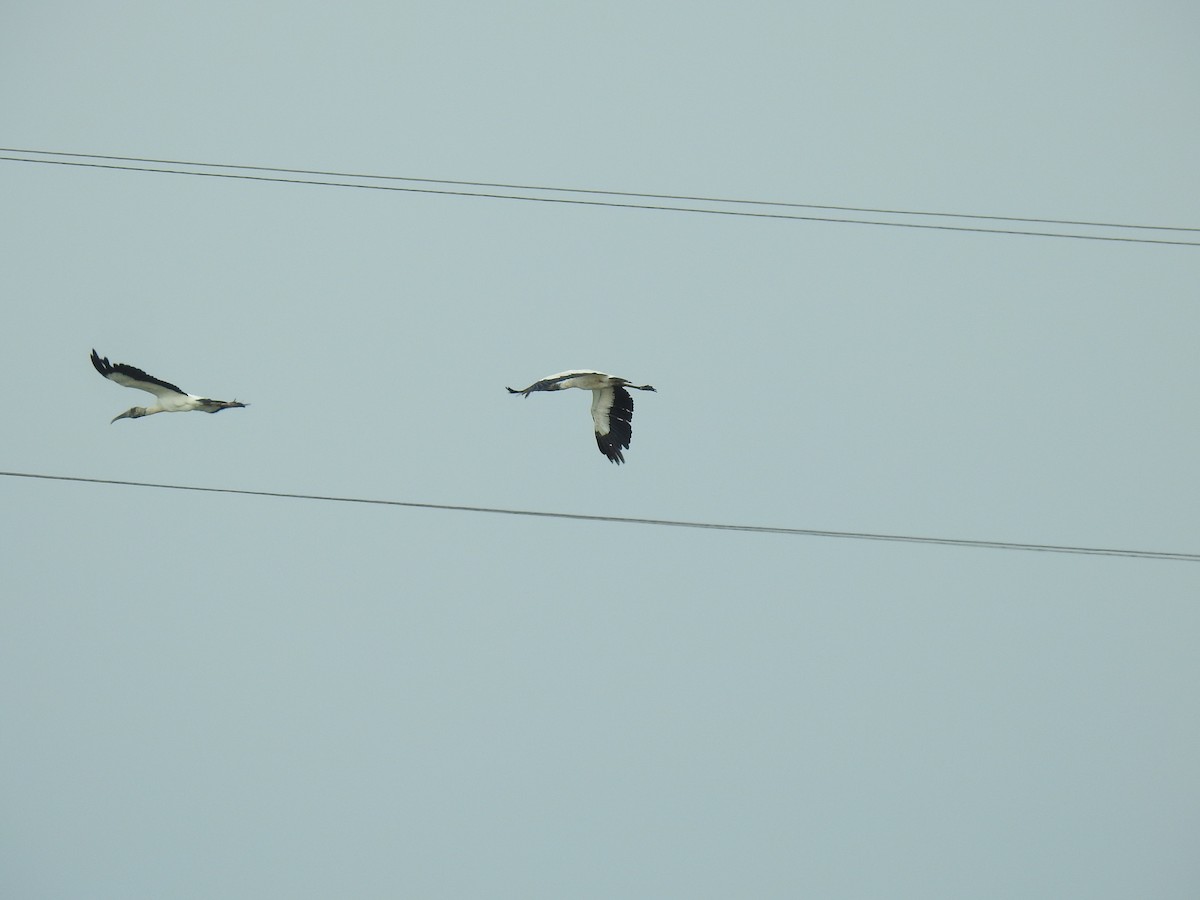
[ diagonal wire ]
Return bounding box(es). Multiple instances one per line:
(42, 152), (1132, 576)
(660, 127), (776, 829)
(3, 154), (1198, 247)
(3, 471), (1197, 562)
(4, 146), (1198, 233)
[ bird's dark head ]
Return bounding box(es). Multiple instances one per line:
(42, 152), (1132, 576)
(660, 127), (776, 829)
(111, 407), (145, 423)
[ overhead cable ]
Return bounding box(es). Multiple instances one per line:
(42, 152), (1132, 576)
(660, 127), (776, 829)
(3, 152), (1196, 247)
(5, 146), (1197, 234)
(3, 471), (1196, 562)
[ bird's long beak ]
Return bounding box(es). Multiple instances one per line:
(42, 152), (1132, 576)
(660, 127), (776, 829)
(110, 410), (133, 423)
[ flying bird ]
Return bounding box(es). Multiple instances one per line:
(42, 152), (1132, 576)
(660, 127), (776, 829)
(507, 370), (656, 464)
(91, 349), (248, 423)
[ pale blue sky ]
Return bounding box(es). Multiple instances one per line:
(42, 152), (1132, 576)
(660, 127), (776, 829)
(2, 2), (1198, 898)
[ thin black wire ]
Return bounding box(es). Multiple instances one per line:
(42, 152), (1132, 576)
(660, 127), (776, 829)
(3, 471), (1196, 562)
(5, 146), (1197, 234)
(4, 155), (1198, 247)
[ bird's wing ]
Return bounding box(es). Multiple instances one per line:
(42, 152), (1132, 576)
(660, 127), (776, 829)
(591, 386), (634, 464)
(91, 350), (189, 400)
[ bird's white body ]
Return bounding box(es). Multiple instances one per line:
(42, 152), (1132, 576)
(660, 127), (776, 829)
(506, 370), (656, 464)
(91, 350), (248, 422)
(536, 371), (619, 391)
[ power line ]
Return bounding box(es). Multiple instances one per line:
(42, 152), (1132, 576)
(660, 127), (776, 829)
(3, 470), (1196, 562)
(3, 153), (1197, 247)
(5, 146), (1197, 234)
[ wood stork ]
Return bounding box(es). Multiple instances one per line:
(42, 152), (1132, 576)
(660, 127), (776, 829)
(507, 370), (656, 464)
(91, 349), (248, 423)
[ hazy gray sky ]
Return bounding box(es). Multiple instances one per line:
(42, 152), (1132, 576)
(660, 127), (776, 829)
(3, 2), (1198, 897)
